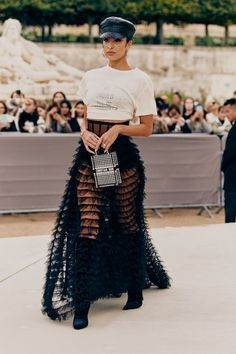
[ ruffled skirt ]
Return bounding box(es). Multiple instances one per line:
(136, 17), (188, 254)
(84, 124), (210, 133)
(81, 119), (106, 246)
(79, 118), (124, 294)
(41, 125), (171, 321)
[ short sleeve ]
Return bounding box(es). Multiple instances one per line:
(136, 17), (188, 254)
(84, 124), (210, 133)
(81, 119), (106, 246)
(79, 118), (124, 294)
(135, 77), (157, 117)
(77, 74), (88, 104)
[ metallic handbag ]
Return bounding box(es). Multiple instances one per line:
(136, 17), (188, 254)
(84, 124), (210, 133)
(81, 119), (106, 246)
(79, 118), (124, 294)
(90, 150), (122, 188)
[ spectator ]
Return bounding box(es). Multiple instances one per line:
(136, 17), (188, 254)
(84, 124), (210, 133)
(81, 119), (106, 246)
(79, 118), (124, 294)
(221, 98), (236, 223)
(18, 98), (47, 133)
(160, 95), (169, 105)
(183, 97), (195, 120)
(37, 104), (47, 121)
(155, 97), (169, 116)
(73, 100), (85, 119)
(52, 91), (66, 109)
(205, 96), (219, 126)
(6, 90), (25, 130)
(211, 105), (232, 136)
(59, 99), (72, 120)
(6, 90), (25, 116)
(153, 115), (169, 134)
(69, 100), (85, 132)
(172, 91), (184, 115)
(165, 104), (191, 133)
(153, 97), (169, 133)
(45, 102), (72, 133)
(186, 109), (212, 134)
(0, 100), (17, 132)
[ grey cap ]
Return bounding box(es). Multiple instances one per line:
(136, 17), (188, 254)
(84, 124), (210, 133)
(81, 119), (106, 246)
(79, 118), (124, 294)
(100, 17), (136, 40)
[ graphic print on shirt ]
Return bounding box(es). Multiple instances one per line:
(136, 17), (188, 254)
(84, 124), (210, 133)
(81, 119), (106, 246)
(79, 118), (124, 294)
(94, 86), (118, 111)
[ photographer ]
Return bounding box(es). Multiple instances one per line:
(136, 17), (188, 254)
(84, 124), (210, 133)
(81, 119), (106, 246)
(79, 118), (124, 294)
(165, 104), (191, 133)
(211, 105), (232, 136)
(186, 108), (212, 134)
(45, 102), (72, 133)
(18, 98), (47, 133)
(0, 100), (17, 132)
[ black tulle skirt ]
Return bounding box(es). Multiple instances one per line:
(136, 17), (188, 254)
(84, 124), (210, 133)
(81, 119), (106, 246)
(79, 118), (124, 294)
(41, 121), (171, 321)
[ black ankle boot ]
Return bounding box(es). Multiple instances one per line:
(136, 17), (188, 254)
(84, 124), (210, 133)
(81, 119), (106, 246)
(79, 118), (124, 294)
(123, 289), (143, 310)
(73, 301), (90, 330)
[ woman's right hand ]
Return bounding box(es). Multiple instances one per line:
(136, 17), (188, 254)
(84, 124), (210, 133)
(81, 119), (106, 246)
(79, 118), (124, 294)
(81, 130), (99, 154)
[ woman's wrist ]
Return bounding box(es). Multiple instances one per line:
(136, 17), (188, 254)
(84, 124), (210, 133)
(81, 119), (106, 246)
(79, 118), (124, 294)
(80, 128), (87, 137)
(115, 124), (123, 135)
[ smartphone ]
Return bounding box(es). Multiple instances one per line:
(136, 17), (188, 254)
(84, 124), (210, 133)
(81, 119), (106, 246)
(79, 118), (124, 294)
(0, 114), (8, 124)
(196, 104), (203, 112)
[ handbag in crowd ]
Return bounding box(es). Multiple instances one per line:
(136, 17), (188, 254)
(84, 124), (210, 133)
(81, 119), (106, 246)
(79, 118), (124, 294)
(90, 150), (122, 188)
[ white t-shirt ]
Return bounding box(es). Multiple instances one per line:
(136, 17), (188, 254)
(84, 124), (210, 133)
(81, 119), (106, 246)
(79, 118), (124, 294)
(77, 65), (157, 121)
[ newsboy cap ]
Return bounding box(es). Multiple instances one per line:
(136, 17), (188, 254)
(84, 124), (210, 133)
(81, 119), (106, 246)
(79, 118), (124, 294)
(100, 16), (136, 40)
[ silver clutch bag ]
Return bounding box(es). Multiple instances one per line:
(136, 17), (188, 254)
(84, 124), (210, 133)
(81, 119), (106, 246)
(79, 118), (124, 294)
(90, 150), (122, 188)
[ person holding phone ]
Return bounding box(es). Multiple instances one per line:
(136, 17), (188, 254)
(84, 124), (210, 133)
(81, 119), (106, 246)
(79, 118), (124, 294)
(0, 100), (17, 132)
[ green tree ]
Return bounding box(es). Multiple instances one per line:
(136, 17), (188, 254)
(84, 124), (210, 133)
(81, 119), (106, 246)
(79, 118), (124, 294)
(195, 0), (236, 45)
(137, 0), (199, 44)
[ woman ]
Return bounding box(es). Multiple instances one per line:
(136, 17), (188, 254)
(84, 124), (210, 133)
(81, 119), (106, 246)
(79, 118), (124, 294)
(37, 104), (47, 121)
(0, 100), (17, 132)
(211, 105), (231, 136)
(183, 97), (195, 120)
(18, 97), (47, 133)
(41, 16), (171, 330)
(69, 100), (85, 132)
(172, 91), (183, 115)
(186, 108), (212, 134)
(166, 104), (191, 133)
(52, 91), (66, 109)
(45, 102), (72, 133)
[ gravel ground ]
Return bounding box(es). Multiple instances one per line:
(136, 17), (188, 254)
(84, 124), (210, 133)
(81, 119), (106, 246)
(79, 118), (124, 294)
(0, 207), (225, 238)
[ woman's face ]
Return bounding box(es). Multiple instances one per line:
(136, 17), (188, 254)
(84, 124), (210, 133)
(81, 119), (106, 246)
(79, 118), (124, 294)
(75, 103), (84, 118)
(37, 106), (46, 118)
(102, 37), (132, 62)
(24, 99), (36, 113)
(218, 108), (226, 120)
(207, 100), (218, 113)
(61, 103), (70, 116)
(185, 98), (194, 111)
(53, 92), (65, 104)
(173, 94), (181, 105)
(169, 109), (179, 119)
(0, 103), (6, 115)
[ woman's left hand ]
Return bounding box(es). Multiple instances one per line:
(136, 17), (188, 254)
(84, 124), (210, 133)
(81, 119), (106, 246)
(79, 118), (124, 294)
(95, 125), (121, 152)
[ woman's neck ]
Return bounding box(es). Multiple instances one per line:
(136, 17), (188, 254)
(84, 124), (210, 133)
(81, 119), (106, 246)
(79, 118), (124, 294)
(185, 109), (193, 114)
(108, 58), (131, 71)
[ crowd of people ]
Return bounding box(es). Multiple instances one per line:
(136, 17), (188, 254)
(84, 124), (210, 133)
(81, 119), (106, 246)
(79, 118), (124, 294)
(0, 89), (235, 137)
(0, 90), (84, 134)
(153, 91), (236, 137)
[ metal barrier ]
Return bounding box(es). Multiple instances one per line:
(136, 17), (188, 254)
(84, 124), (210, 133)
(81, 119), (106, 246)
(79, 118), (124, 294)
(0, 133), (223, 214)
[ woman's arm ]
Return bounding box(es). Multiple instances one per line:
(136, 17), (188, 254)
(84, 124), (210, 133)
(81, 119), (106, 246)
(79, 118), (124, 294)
(118, 115), (153, 137)
(78, 105), (88, 133)
(78, 105), (100, 154)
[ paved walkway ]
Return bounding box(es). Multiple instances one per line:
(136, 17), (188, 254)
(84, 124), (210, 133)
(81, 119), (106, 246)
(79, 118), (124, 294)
(1, 224), (236, 354)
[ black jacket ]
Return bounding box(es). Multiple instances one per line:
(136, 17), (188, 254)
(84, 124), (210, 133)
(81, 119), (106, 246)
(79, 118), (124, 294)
(18, 111), (39, 133)
(221, 122), (236, 191)
(68, 118), (81, 132)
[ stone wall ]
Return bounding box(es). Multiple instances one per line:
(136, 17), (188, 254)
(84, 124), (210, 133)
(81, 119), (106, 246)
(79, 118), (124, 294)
(40, 43), (236, 101)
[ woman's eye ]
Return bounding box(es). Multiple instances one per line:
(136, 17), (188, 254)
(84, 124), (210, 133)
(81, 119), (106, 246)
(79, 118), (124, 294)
(115, 38), (121, 42)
